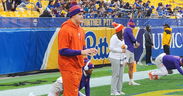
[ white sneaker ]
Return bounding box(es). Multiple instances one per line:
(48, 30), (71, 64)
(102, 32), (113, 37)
(111, 92), (121, 95)
(128, 81), (140, 85)
(28, 92), (36, 96)
(119, 92), (125, 95)
(137, 62), (143, 65)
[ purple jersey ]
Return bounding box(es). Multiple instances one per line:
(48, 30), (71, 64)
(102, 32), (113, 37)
(124, 27), (136, 53)
(163, 55), (183, 75)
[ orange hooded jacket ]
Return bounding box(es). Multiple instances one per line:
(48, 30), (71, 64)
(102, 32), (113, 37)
(58, 19), (85, 72)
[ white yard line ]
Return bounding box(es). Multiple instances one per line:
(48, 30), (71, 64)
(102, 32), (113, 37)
(0, 70), (179, 96)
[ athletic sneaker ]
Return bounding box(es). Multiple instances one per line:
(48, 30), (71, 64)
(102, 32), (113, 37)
(137, 62), (143, 65)
(110, 92), (120, 95)
(118, 92), (125, 95)
(146, 63), (155, 65)
(154, 75), (159, 80)
(148, 72), (154, 80)
(128, 81), (140, 85)
(148, 72), (159, 80)
(168, 70), (173, 74)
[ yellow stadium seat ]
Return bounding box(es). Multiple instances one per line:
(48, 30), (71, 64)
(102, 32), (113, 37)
(14, 11), (21, 17)
(26, 3), (35, 10)
(0, 11), (6, 17)
(31, 11), (40, 17)
(30, 0), (37, 4)
(8, 11), (15, 17)
(96, 4), (99, 9)
(41, 0), (49, 10)
(0, 4), (4, 12)
(169, 16), (176, 19)
(23, 10), (32, 17)
(61, 10), (67, 14)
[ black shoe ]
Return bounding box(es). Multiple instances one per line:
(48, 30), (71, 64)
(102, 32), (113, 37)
(168, 70), (173, 74)
(146, 63), (155, 65)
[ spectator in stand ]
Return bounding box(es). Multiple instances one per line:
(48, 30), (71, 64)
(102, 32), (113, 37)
(179, 7), (183, 15)
(174, 7), (183, 18)
(166, 4), (173, 16)
(39, 10), (53, 17)
(54, 0), (61, 8)
(156, 2), (165, 17)
(144, 0), (150, 8)
(16, 0), (35, 11)
(91, 10), (98, 18)
(146, 5), (154, 18)
(106, 6), (113, 18)
(124, 19), (140, 85)
(46, 0), (56, 17)
(60, 9), (68, 17)
(11, 0), (21, 11)
(35, 0), (43, 13)
(134, 0), (143, 18)
(2, 0), (12, 11)
(123, 2), (132, 9)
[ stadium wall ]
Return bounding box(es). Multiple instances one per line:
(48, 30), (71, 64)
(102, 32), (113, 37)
(0, 18), (183, 74)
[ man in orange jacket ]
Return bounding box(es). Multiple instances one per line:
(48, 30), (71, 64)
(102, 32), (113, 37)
(58, 2), (97, 96)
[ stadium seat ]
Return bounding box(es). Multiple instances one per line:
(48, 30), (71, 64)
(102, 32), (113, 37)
(41, 0), (49, 10)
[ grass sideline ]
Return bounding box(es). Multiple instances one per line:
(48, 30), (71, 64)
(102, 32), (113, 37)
(41, 74), (183, 96)
(88, 74), (183, 96)
(0, 62), (156, 91)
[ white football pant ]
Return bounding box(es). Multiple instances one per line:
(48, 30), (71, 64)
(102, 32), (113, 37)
(151, 53), (168, 76)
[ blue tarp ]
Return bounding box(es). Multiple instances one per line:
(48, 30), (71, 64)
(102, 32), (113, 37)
(0, 28), (55, 74)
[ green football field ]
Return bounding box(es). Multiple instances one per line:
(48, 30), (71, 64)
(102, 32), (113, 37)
(88, 74), (183, 96)
(0, 63), (156, 91)
(0, 63), (183, 96)
(40, 74), (183, 96)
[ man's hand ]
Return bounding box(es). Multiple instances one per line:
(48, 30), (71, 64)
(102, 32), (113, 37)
(121, 44), (127, 53)
(81, 48), (98, 56)
(121, 44), (127, 49)
(134, 42), (140, 48)
(90, 48), (98, 55)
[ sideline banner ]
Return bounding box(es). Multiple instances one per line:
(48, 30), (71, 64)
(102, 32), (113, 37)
(0, 18), (183, 74)
(41, 27), (115, 70)
(0, 27), (115, 74)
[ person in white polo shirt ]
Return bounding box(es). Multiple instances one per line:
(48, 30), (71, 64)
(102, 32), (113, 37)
(109, 22), (127, 95)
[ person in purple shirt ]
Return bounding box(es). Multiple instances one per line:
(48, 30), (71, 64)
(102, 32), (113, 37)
(148, 53), (183, 80)
(124, 19), (140, 85)
(79, 58), (94, 96)
(36, 0), (42, 13)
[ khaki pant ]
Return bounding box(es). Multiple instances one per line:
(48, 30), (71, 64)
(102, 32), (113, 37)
(126, 50), (135, 63)
(109, 58), (124, 94)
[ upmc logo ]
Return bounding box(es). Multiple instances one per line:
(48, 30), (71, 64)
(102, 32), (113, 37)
(152, 32), (183, 50)
(85, 31), (109, 60)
